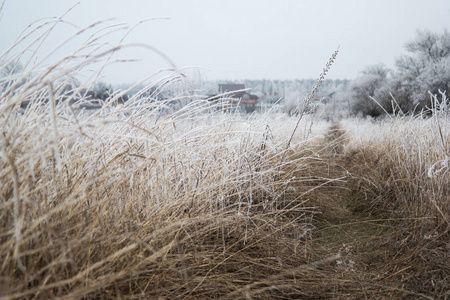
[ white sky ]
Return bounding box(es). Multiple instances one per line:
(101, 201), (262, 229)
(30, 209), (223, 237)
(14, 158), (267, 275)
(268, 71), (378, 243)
(1, 0), (450, 85)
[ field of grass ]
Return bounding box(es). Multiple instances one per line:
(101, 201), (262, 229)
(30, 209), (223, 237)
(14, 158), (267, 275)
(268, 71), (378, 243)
(1, 20), (449, 299)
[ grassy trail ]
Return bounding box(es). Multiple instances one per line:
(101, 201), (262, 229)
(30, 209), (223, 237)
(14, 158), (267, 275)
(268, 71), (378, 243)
(295, 125), (437, 299)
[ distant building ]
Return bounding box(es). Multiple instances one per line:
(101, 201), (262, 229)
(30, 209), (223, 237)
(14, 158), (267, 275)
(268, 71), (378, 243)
(218, 84), (245, 94)
(217, 84), (259, 113)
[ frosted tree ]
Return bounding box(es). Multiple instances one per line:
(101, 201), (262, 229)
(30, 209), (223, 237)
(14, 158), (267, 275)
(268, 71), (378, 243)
(351, 30), (450, 117)
(350, 64), (391, 117)
(394, 30), (450, 109)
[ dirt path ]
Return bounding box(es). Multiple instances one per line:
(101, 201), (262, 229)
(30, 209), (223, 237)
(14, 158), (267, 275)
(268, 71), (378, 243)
(293, 125), (436, 299)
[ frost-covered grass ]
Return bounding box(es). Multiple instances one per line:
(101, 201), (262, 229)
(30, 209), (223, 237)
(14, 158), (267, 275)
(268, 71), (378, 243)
(341, 108), (450, 223)
(0, 96), (326, 298)
(0, 19), (336, 299)
(1, 15), (449, 300)
(338, 108), (450, 295)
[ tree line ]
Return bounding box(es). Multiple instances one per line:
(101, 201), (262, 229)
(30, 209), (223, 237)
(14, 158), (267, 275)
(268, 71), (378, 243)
(350, 30), (450, 117)
(3, 29), (447, 118)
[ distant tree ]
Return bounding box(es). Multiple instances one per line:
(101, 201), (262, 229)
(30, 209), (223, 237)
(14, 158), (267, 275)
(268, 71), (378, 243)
(350, 64), (391, 117)
(0, 61), (23, 77)
(394, 30), (450, 110)
(351, 30), (450, 117)
(92, 81), (112, 100)
(0, 61), (25, 93)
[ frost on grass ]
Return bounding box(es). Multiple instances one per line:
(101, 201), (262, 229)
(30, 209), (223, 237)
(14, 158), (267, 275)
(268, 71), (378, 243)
(0, 19), (331, 299)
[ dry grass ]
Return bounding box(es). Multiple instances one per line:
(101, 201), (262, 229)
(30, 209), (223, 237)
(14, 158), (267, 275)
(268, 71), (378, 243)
(0, 73), (331, 299)
(0, 19), (338, 299)
(339, 111), (450, 298)
(1, 15), (450, 300)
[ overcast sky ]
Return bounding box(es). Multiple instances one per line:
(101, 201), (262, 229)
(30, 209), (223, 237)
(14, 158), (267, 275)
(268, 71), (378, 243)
(1, 0), (450, 85)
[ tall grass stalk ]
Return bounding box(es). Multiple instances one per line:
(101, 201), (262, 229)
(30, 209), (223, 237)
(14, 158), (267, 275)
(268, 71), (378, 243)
(285, 48), (339, 152)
